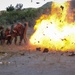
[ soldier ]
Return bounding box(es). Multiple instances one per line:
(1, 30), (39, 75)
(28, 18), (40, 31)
(0, 26), (5, 45)
(5, 27), (12, 45)
(23, 22), (28, 43)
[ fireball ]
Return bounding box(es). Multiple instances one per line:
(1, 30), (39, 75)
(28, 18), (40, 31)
(30, 1), (75, 51)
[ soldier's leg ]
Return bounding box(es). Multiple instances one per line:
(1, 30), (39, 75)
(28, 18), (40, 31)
(14, 36), (17, 44)
(19, 35), (23, 45)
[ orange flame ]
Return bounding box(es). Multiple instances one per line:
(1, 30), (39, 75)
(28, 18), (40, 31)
(30, 1), (75, 51)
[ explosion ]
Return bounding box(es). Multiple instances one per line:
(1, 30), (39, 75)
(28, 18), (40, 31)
(30, 1), (75, 51)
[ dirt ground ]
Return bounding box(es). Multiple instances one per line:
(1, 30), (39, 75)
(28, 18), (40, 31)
(0, 27), (75, 75)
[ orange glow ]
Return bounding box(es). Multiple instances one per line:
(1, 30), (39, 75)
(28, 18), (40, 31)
(30, 1), (75, 51)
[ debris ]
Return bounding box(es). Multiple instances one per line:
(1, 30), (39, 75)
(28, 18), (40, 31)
(61, 53), (63, 55)
(60, 5), (64, 11)
(38, 41), (40, 43)
(36, 2), (40, 4)
(68, 52), (75, 56)
(28, 57), (31, 59)
(61, 38), (67, 41)
(19, 52), (25, 56)
(43, 48), (49, 53)
(36, 47), (41, 51)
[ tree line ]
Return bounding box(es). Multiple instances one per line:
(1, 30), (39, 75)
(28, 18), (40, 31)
(0, 2), (52, 27)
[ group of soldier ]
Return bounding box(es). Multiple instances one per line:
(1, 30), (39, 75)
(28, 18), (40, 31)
(0, 22), (28, 45)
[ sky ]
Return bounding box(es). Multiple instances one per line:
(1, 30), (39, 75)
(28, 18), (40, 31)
(0, 0), (52, 11)
(0, 0), (71, 11)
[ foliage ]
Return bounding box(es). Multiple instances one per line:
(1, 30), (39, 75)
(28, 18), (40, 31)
(6, 4), (15, 12)
(0, 2), (52, 27)
(15, 3), (23, 10)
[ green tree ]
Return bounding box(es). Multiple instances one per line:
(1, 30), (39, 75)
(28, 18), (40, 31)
(6, 4), (15, 11)
(15, 3), (23, 10)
